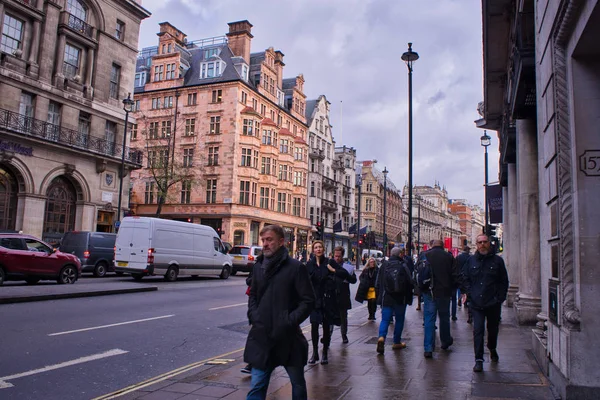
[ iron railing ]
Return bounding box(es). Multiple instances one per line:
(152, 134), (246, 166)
(67, 13), (93, 38)
(0, 108), (143, 166)
(16, 0), (37, 8)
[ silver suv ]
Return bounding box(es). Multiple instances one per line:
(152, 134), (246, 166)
(229, 245), (262, 275)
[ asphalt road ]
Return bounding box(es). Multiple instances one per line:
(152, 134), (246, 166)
(0, 274), (255, 400)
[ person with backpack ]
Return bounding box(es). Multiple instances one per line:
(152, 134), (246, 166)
(417, 239), (461, 358)
(375, 247), (413, 355)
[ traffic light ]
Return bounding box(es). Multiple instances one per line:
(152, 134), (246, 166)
(318, 219), (325, 239)
(487, 224), (497, 237)
(314, 221), (322, 241)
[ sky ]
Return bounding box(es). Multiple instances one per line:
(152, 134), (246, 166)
(137, 0), (500, 207)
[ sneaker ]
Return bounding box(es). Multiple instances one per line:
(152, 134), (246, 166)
(473, 360), (484, 372)
(342, 335), (349, 344)
(240, 364), (252, 374)
(376, 337), (385, 354)
(392, 342), (407, 350)
(490, 349), (499, 362)
(424, 351), (433, 358)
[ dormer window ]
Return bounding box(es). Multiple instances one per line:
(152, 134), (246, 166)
(200, 59), (225, 79)
(204, 47), (220, 58)
(242, 65), (249, 82)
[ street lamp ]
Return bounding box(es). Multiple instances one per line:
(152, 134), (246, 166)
(480, 131), (491, 234)
(117, 92), (135, 227)
(355, 171), (363, 270)
(382, 167), (388, 257)
(402, 42), (419, 257)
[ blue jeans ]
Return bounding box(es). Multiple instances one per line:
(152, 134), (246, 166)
(378, 304), (407, 344)
(423, 293), (452, 352)
(247, 365), (307, 400)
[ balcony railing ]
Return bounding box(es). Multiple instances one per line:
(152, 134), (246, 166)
(309, 148), (325, 160)
(322, 198), (336, 211)
(16, 0), (38, 8)
(0, 108), (143, 167)
(322, 176), (337, 188)
(67, 13), (94, 38)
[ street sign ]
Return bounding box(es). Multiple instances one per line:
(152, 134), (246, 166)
(114, 220), (121, 229)
(398, 243), (405, 249)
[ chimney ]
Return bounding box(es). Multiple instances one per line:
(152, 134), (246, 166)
(274, 50), (285, 89)
(226, 20), (253, 64)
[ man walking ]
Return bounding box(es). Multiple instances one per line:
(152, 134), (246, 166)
(331, 246), (357, 344)
(461, 234), (508, 372)
(376, 247), (413, 354)
(244, 225), (315, 400)
(456, 245), (472, 323)
(420, 239), (460, 358)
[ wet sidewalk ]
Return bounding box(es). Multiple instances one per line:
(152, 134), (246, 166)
(97, 300), (558, 400)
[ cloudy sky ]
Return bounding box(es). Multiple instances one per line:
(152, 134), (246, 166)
(138, 0), (499, 206)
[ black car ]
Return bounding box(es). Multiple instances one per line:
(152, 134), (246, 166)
(60, 232), (117, 277)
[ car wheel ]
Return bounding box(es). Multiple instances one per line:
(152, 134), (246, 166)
(219, 266), (231, 280)
(0, 268), (5, 285)
(25, 278), (40, 285)
(58, 265), (78, 284)
(231, 269), (238, 276)
(94, 262), (108, 278)
(132, 273), (144, 281)
(165, 266), (178, 282)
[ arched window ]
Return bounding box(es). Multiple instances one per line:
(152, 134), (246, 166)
(0, 166), (18, 231)
(233, 230), (245, 246)
(43, 177), (77, 244)
(67, 0), (88, 21)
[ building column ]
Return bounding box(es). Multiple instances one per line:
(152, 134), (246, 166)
(54, 34), (67, 84)
(514, 119), (542, 324)
(506, 163), (520, 306)
(37, 0), (61, 83)
(85, 48), (95, 96)
(28, 20), (41, 65)
(17, 194), (47, 238)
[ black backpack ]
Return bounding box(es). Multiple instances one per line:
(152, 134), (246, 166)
(384, 260), (408, 294)
(415, 255), (434, 292)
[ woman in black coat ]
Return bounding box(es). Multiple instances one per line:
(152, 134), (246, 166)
(306, 240), (343, 365)
(356, 257), (379, 320)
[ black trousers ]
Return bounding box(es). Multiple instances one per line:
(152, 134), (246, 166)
(471, 303), (502, 360)
(367, 299), (377, 319)
(339, 309), (348, 336)
(311, 321), (331, 349)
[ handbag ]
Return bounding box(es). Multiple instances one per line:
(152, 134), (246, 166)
(367, 287), (376, 300)
(246, 286), (251, 296)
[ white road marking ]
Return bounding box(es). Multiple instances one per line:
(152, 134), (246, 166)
(48, 315), (175, 336)
(0, 349), (128, 389)
(208, 302), (247, 310)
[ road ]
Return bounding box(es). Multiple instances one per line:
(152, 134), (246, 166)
(0, 274), (255, 400)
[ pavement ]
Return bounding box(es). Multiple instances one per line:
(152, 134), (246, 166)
(90, 300), (559, 400)
(0, 280), (157, 304)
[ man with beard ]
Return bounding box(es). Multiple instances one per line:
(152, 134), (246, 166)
(244, 225), (315, 400)
(461, 234), (509, 373)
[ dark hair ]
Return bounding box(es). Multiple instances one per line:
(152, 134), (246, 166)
(334, 246), (345, 256)
(259, 224), (285, 240)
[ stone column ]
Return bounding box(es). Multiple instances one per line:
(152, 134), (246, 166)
(54, 34), (67, 82)
(514, 119), (542, 324)
(506, 163), (520, 306)
(37, 0), (61, 83)
(28, 20), (41, 65)
(85, 48), (95, 88)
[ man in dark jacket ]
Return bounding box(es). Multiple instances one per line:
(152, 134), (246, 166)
(461, 234), (508, 373)
(422, 239), (461, 358)
(330, 246), (357, 344)
(375, 247), (413, 354)
(456, 246), (472, 322)
(244, 225), (315, 400)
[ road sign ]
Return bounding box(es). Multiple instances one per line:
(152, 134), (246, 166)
(114, 220), (121, 229)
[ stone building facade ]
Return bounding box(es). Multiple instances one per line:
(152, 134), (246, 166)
(356, 160), (402, 255)
(0, 0), (150, 243)
(479, 0), (600, 396)
(130, 21), (311, 255)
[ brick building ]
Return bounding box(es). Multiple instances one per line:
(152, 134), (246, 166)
(0, 0), (150, 242)
(130, 21), (311, 254)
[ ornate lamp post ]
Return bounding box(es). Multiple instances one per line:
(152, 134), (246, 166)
(382, 166), (388, 256)
(481, 131), (491, 234)
(402, 43), (419, 257)
(117, 93), (135, 226)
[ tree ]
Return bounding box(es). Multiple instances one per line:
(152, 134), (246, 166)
(132, 100), (202, 218)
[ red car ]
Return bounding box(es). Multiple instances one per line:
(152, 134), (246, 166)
(0, 233), (82, 285)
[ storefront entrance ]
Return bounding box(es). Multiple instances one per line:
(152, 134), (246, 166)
(0, 166), (18, 232)
(43, 176), (77, 245)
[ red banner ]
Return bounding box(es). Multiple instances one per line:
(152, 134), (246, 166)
(444, 237), (452, 249)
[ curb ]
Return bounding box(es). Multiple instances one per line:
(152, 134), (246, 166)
(0, 286), (158, 304)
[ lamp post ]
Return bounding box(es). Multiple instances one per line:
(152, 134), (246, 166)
(355, 172), (363, 270)
(402, 42), (419, 258)
(481, 131), (491, 234)
(117, 93), (135, 227)
(382, 167), (388, 257)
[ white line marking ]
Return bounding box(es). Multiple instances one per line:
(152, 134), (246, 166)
(0, 349), (128, 389)
(208, 302), (246, 310)
(48, 315), (175, 336)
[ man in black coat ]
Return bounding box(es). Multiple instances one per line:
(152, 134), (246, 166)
(244, 225), (315, 400)
(330, 246), (357, 344)
(461, 234), (508, 373)
(456, 246), (472, 322)
(422, 239), (461, 358)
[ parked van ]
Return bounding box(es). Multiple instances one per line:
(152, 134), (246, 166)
(60, 231), (117, 277)
(362, 249), (384, 262)
(114, 217), (233, 281)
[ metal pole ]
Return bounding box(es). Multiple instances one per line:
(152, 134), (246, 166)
(383, 169), (387, 257)
(117, 108), (130, 225)
(417, 199), (421, 257)
(484, 145), (489, 234)
(356, 177), (362, 270)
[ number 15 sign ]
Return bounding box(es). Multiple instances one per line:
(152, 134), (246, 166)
(579, 150), (600, 176)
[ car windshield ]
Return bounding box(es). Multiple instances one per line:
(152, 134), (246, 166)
(230, 247), (250, 255)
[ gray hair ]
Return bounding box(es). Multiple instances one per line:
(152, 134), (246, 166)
(390, 247), (402, 257)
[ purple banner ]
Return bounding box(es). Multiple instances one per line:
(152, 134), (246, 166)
(487, 184), (503, 224)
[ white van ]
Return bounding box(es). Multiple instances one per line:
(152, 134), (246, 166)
(362, 249), (384, 262)
(114, 217), (233, 281)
